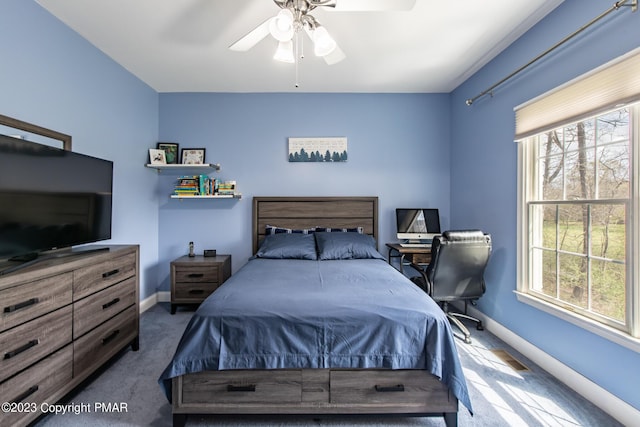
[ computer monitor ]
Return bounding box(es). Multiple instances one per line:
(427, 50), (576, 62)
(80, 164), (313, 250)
(395, 208), (441, 242)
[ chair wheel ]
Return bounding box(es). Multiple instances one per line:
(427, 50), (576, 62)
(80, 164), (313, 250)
(476, 322), (484, 331)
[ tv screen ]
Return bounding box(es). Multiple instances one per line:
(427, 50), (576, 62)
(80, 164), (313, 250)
(396, 208), (441, 241)
(0, 134), (113, 261)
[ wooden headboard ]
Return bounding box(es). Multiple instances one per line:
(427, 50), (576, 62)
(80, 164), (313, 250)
(252, 197), (378, 253)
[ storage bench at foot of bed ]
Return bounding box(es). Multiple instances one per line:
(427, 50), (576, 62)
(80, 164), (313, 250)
(171, 369), (458, 427)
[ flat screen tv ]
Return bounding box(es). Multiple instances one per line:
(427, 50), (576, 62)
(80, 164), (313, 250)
(395, 208), (441, 243)
(0, 134), (113, 270)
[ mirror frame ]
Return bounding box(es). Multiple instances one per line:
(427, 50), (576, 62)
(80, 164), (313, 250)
(0, 113), (72, 151)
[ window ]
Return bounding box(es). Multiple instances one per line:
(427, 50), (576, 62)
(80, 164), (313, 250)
(516, 49), (640, 349)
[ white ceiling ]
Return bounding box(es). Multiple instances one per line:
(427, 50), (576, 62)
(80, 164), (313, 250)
(36, 0), (564, 93)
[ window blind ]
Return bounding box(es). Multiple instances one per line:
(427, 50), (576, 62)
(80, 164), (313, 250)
(514, 47), (640, 140)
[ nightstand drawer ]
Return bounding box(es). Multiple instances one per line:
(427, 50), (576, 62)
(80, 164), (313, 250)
(73, 276), (136, 339)
(173, 282), (219, 301)
(0, 305), (72, 383)
(175, 266), (220, 283)
(0, 272), (72, 333)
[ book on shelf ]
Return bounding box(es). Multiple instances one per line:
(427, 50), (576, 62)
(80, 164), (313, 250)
(172, 176), (237, 197)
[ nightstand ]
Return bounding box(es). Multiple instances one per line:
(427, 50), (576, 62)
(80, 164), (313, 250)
(170, 255), (231, 314)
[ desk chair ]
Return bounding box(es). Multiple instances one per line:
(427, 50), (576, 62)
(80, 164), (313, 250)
(410, 230), (491, 343)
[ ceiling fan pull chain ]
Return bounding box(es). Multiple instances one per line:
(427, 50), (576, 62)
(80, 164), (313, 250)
(295, 32), (300, 87)
(299, 29), (305, 60)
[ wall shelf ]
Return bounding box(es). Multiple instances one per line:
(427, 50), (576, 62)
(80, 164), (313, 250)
(170, 194), (242, 200)
(145, 163), (239, 199)
(145, 163), (221, 173)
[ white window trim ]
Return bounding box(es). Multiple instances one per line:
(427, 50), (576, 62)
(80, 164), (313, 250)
(516, 109), (640, 354)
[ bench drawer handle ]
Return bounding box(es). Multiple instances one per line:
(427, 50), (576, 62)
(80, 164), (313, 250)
(187, 273), (204, 278)
(375, 384), (405, 392)
(227, 384), (256, 392)
(188, 289), (205, 295)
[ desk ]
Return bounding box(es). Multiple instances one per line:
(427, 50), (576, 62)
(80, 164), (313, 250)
(386, 243), (431, 274)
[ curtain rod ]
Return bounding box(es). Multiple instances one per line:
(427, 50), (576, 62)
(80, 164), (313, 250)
(465, 0), (637, 106)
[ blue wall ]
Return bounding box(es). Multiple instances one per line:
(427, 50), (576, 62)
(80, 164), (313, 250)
(450, 0), (640, 412)
(0, 0), (160, 300)
(2, 0), (639, 416)
(156, 93), (451, 287)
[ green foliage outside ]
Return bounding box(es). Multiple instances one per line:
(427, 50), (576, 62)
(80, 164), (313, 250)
(538, 220), (625, 322)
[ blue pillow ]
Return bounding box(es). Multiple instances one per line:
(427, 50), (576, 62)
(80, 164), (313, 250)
(315, 232), (384, 260)
(255, 233), (317, 260)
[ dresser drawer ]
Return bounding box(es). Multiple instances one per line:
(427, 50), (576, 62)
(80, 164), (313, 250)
(0, 305), (72, 383)
(181, 370), (302, 405)
(174, 265), (221, 283)
(73, 252), (137, 300)
(330, 370), (448, 407)
(73, 276), (136, 339)
(0, 273), (72, 333)
(73, 304), (137, 378)
(0, 345), (73, 427)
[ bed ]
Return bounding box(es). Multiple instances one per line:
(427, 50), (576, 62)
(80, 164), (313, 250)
(159, 197), (471, 427)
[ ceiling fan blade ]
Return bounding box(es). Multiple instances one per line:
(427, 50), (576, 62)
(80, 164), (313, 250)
(323, 44), (345, 65)
(229, 17), (273, 52)
(331, 0), (416, 11)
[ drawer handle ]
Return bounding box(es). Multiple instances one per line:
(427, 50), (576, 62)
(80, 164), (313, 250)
(4, 339), (39, 360)
(4, 297), (39, 313)
(101, 329), (120, 345)
(188, 289), (205, 295)
(375, 384), (405, 392)
(102, 269), (120, 278)
(11, 385), (39, 403)
(102, 297), (121, 309)
(187, 273), (204, 278)
(227, 384), (256, 392)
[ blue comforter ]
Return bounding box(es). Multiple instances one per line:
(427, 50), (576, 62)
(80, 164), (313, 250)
(159, 258), (472, 412)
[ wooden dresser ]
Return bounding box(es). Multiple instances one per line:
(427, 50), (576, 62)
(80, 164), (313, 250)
(0, 245), (139, 427)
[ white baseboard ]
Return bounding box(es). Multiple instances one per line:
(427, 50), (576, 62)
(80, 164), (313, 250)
(139, 291), (170, 313)
(465, 305), (639, 426)
(157, 291), (170, 302)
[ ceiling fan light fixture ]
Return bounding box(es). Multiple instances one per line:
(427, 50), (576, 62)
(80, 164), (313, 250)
(269, 8), (295, 41)
(312, 26), (336, 57)
(273, 40), (295, 63)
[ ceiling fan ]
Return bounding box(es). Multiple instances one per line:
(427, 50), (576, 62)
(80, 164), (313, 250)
(229, 0), (416, 66)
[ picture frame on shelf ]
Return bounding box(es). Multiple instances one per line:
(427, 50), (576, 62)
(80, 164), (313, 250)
(149, 148), (167, 165)
(181, 148), (206, 164)
(157, 142), (179, 164)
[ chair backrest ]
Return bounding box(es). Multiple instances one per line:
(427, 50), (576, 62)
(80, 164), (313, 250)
(426, 230), (492, 302)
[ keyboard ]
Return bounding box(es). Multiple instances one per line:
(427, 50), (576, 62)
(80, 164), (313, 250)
(399, 243), (430, 248)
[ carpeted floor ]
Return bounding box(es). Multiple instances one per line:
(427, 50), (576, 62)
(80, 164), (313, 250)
(34, 304), (622, 427)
